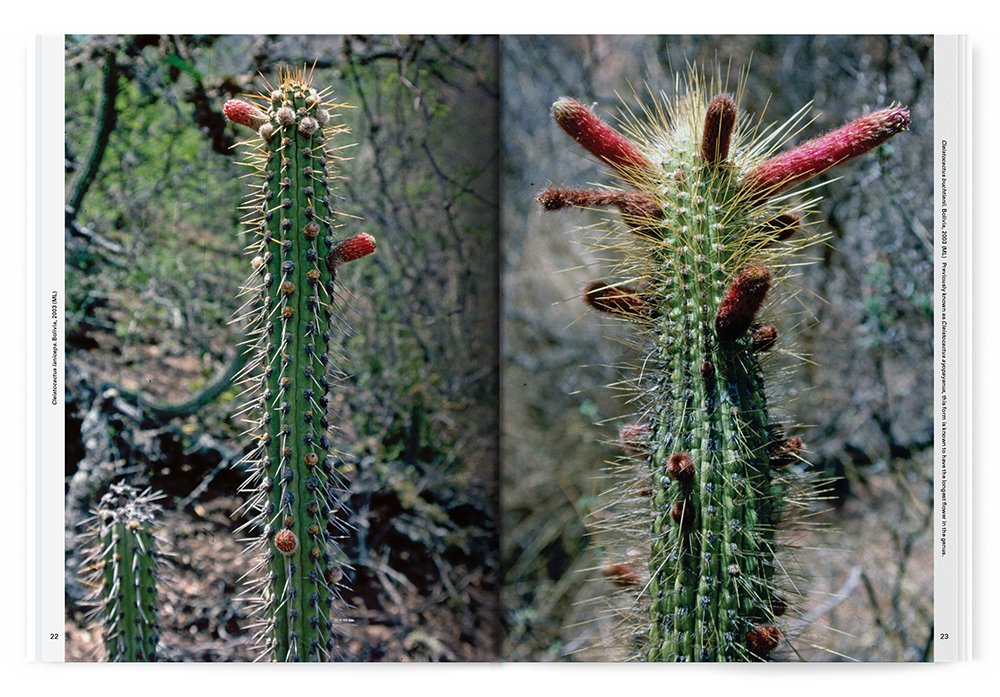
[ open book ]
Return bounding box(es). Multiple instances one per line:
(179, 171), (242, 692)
(29, 33), (968, 664)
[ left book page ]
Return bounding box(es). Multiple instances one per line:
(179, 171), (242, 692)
(36, 34), (501, 662)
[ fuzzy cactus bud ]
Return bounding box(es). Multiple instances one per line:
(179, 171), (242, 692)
(751, 325), (779, 352)
(583, 281), (648, 317)
(602, 563), (641, 588)
(326, 233), (377, 270)
(276, 106), (296, 127)
(761, 212), (801, 242)
(701, 93), (737, 166)
(672, 499), (695, 529)
(746, 625), (782, 657)
(224, 99), (270, 130)
(552, 97), (655, 177)
(715, 265), (772, 342)
(298, 116), (319, 137)
(743, 105), (910, 197)
(667, 453), (696, 483)
(769, 436), (805, 467)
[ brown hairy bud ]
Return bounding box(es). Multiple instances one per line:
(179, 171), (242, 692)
(715, 265), (772, 342)
(701, 93), (737, 166)
(746, 625), (782, 657)
(761, 212), (801, 242)
(583, 281), (648, 317)
(769, 436), (805, 467)
(751, 325), (778, 352)
(667, 453), (695, 483)
(602, 563), (641, 588)
(672, 499), (695, 529)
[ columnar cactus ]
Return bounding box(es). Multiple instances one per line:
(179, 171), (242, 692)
(224, 66), (376, 662)
(538, 74), (909, 661)
(80, 483), (165, 662)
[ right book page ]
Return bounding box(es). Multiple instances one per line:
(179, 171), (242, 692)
(500, 34), (948, 662)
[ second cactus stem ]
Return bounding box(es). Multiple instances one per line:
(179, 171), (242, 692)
(80, 483), (165, 662)
(225, 66), (376, 662)
(539, 75), (909, 661)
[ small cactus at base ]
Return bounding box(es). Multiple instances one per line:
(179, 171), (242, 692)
(538, 72), (909, 661)
(225, 66), (376, 662)
(79, 483), (165, 662)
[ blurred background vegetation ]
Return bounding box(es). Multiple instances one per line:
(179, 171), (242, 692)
(64, 34), (498, 661)
(501, 35), (934, 661)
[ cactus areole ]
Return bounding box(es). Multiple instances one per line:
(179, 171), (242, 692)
(539, 76), (908, 661)
(226, 66), (376, 662)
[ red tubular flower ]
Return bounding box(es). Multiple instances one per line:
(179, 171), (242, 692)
(326, 233), (377, 270)
(552, 97), (655, 177)
(223, 99), (270, 130)
(743, 105), (910, 198)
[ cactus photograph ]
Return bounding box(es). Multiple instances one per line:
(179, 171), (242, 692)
(63, 35), (499, 661)
(501, 35), (934, 661)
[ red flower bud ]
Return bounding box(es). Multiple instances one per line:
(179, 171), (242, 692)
(274, 529), (298, 556)
(223, 99), (270, 131)
(326, 233), (377, 270)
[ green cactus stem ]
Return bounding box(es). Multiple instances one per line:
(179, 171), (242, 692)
(224, 66), (376, 662)
(80, 483), (165, 662)
(539, 74), (908, 661)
